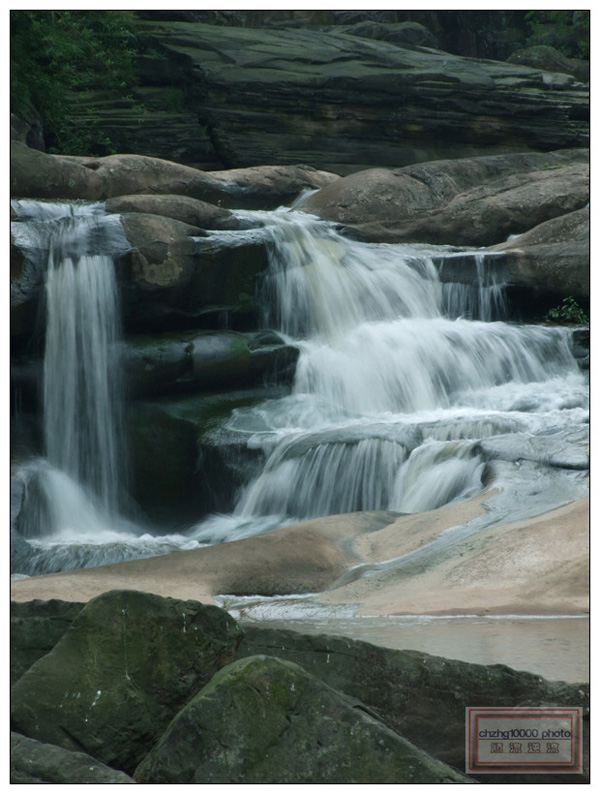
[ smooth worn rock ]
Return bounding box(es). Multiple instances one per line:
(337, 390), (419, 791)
(303, 150), (589, 246)
(134, 654), (471, 784)
(10, 599), (84, 685)
(11, 141), (339, 208)
(106, 193), (240, 230)
(129, 20), (588, 173)
(11, 732), (135, 784)
(490, 208), (589, 305)
(10, 589), (242, 775)
(237, 628), (589, 783)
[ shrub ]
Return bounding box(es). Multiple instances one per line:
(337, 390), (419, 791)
(544, 296), (589, 325)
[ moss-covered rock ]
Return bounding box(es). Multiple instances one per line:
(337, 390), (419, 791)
(10, 599), (84, 685)
(11, 732), (135, 784)
(237, 627), (589, 783)
(10, 590), (243, 775)
(134, 654), (471, 784)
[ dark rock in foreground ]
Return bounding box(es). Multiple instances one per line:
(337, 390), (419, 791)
(238, 625), (589, 784)
(10, 599), (85, 686)
(11, 732), (135, 784)
(134, 654), (470, 784)
(11, 590), (242, 775)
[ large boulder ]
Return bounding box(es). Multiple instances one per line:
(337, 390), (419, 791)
(134, 655), (471, 784)
(492, 208), (589, 301)
(128, 20), (588, 174)
(11, 733), (135, 784)
(238, 627), (589, 783)
(10, 590), (243, 775)
(11, 141), (339, 207)
(303, 150), (589, 246)
(117, 212), (269, 332)
(106, 193), (241, 230)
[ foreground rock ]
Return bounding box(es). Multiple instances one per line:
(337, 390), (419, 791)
(303, 149), (589, 246)
(11, 733), (135, 785)
(11, 142), (339, 208)
(10, 599), (84, 686)
(238, 629), (589, 783)
(134, 655), (470, 784)
(11, 590), (242, 774)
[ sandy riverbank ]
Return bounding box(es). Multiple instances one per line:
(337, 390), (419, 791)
(10, 492), (589, 618)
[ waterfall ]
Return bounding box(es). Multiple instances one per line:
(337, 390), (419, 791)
(191, 209), (588, 543)
(11, 201), (588, 571)
(13, 202), (127, 536)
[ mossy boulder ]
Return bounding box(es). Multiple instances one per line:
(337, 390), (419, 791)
(237, 626), (589, 783)
(106, 193), (240, 230)
(11, 732), (135, 784)
(10, 590), (243, 775)
(10, 599), (84, 685)
(134, 654), (471, 784)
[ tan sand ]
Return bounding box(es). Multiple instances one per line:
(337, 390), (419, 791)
(10, 492), (588, 617)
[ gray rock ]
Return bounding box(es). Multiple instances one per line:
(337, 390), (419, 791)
(303, 150), (589, 246)
(11, 732), (135, 784)
(10, 590), (243, 775)
(491, 208), (589, 305)
(117, 212), (270, 332)
(134, 654), (471, 784)
(124, 329), (298, 398)
(11, 142), (339, 207)
(127, 20), (588, 174)
(106, 193), (240, 230)
(127, 386), (286, 525)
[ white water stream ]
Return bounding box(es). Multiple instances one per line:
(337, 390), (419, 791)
(12, 205), (588, 591)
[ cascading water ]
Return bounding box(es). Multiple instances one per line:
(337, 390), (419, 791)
(190, 210), (588, 544)
(11, 202), (201, 573)
(11, 201), (588, 573)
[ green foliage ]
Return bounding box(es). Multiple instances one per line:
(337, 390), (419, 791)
(11, 10), (138, 154)
(544, 297), (589, 325)
(524, 10), (589, 59)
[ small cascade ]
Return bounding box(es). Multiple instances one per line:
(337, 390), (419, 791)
(190, 209), (588, 542)
(13, 202), (130, 544)
(440, 252), (509, 321)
